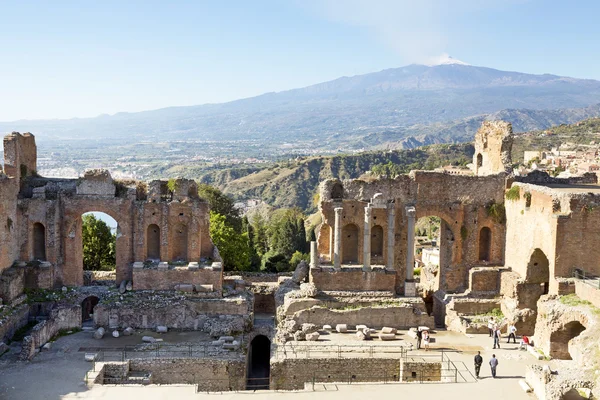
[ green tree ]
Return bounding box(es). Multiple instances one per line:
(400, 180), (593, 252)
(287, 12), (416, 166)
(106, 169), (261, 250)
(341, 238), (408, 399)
(251, 213), (269, 257)
(82, 214), (116, 271)
(198, 184), (242, 232)
(209, 212), (251, 271)
(290, 251), (310, 269)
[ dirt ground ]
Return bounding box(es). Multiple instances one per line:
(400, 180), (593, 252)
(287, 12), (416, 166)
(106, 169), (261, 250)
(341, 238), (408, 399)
(0, 328), (544, 400)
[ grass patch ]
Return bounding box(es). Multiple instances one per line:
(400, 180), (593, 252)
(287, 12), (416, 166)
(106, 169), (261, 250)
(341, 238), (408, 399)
(506, 186), (521, 201)
(559, 294), (592, 307)
(413, 267), (421, 277)
(486, 202), (506, 224)
(11, 321), (38, 342)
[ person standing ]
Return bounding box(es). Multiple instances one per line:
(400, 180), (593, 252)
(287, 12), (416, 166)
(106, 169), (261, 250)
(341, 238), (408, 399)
(507, 323), (517, 344)
(488, 317), (495, 337)
(493, 326), (501, 349)
(489, 354), (499, 378)
(416, 328), (423, 350)
(474, 351), (483, 379)
(423, 330), (430, 351)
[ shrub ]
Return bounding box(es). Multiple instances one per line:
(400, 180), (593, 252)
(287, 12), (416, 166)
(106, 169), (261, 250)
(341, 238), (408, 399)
(506, 186), (520, 201)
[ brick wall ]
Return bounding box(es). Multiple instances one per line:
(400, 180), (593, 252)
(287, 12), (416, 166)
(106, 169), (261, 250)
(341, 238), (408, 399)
(133, 266), (222, 292)
(310, 266), (395, 292)
(469, 267), (501, 293)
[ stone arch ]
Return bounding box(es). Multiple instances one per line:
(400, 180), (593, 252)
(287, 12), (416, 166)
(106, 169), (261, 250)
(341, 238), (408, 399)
(331, 182), (343, 200)
(371, 225), (384, 257)
(342, 223), (359, 264)
(526, 248), (550, 292)
(476, 153), (483, 169)
(549, 320), (586, 360)
(146, 224), (161, 260)
(478, 227), (491, 262)
(32, 222), (46, 261)
(172, 223), (188, 261)
(81, 295), (99, 322)
(247, 335), (271, 390)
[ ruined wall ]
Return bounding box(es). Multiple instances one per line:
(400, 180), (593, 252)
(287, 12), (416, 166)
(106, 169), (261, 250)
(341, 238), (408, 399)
(0, 267), (25, 303)
(133, 265), (222, 293)
(473, 121), (513, 176)
(575, 281), (600, 309)
(310, 267), (395, 292)
(3, 132), (37, 180)
(0, 303), (29, 342)
(271, 357), (401, 390)
(19, 305), (81, 360)
(469, 267), (501, 293)
(0, 176), (20, 274)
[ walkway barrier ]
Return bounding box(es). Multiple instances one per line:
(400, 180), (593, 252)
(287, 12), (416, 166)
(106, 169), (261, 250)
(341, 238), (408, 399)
(573, 268), (600, 289)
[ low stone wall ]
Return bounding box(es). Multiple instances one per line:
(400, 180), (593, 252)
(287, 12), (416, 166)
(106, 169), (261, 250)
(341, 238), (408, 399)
(469, 267), (501, 293)
(575, 281), (600, 309)
(0, 267), (25, 303)
(399, 361), (442, 382)
(292, 303), (434, 329)
(133, 266), (223, 293)
(310, 266), (395, 293)
(444, 297), (502, 334)
(19, 305), (81, 360)
(129, 358), (246, 390)
(0, 303), (29, 342)
(271, 357), (401, 390)
(93, 297), (251, 335)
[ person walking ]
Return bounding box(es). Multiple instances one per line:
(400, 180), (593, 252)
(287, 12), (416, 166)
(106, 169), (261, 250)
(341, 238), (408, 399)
(489, 354), (499, 378)
(493, 326), (501, 349)
(474, 351), (483, 379)
(488, 317), (495, 337)
(416, 328), (423, 350)
(507, 323), (517, 344)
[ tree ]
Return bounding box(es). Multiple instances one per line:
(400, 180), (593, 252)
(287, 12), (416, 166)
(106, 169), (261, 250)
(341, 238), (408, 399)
(209, 212), (251, 271)
(82, 214), (116, 271)
(251, 213), (269, 257)
(198, 184), (242, 232)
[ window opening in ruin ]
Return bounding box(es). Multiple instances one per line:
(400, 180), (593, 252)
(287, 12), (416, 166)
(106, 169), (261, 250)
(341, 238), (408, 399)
(247, 335), (271, 390)
(253, 293), (276, 326)
(549, 320), (586, 360)
(526, 248), (550, 292)
(82, 212), (117, 273)
(342, 223), (359, 263)
(371, 225), (384, 257)
(172, 224), (188, 261)
(331, 182), (343, 200)
(478, 227), (492, 262)
(146, 224), (161, 260)
(561, 388), (588, 400)
(476, 153), (483, 169)
(32, 222), (46, 261)
(81, 295), (99, 322)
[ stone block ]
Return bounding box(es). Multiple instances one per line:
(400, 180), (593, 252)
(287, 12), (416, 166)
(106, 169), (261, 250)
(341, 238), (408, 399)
(133, 262), (144, 269)
(306, 332), (320, 341)
(404, 282), (417, 297)
(93, 327), (105, 339)
(188, 262), (199, 271)
(174, 284), (194, 292)
(123, 327), (134, 336)
(211, 340), (224, 346)
(356, 329), (370, 340)
(379, 333), (396, 341)
(518, 380), (532, 393)
(211, 262), (223, 271)
(156, 326), (168, 333)
(335, 324), (348, 333)
(196, 284), (214, 293)
(407, 328), (418, 339)
(39, 261), (52, 269)
(125, 281), (133, 291)
(42, 342), (52, 351)
(85, 353), (98, 362)
(418, 326), (430, 331)
(381, 327), (397, 334)
(158, 262), (169, 270)
(142, 336), (156, 343)
(112, 330), (120, 338)
(527, 346), (544, 360)
(323, 325), (332, 331)
(223, 342), (239, 350)
(219, 336), (234, 342)
(356, 324), (368, 331)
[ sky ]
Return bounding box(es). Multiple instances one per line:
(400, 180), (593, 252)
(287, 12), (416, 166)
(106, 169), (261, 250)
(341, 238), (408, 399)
(1, 0), (600, 121)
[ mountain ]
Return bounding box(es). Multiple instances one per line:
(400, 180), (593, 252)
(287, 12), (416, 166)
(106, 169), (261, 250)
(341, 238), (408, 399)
(3, 63), (600, 149)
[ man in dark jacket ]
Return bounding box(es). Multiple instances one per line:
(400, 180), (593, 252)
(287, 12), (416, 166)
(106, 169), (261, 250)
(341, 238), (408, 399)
(474, 351), (483, 379)
(416, 329), (423, 349)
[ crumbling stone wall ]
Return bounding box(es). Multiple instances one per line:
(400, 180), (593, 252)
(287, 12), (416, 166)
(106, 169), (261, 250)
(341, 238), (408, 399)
(310, 267), (395, 292)
(133, 266), (222, 293)
(0, 303), (29, 342)
(473, 120), (513, 176)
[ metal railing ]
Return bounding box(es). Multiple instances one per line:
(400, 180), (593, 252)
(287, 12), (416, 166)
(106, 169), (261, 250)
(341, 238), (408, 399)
(573, 268), (600, 289)
(273, 343), (408, 359)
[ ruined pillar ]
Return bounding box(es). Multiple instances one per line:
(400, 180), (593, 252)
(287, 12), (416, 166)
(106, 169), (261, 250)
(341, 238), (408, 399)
(405, 206), (417, 296)
(310, 241), (320, 268)
(386, 203), (395, 270)
(333, 207), (343, 270)
(363, 205), (372, 271)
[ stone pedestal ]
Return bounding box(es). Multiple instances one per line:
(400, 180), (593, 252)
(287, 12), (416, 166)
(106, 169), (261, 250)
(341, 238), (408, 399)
(404, 281), (417, 297)
(363, 206), (372, 271)
(333, 207), (343, 270)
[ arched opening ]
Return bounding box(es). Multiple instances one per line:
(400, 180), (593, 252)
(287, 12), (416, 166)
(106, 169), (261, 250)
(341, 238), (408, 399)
(476, 153), (483, 169)
(81, 296), (99, 322)
(146, 224), (161, 260)
(172, 224), (188, 261)
(478, 227), (491, 262)
(82, 212), (117, 274)
(526, 248), (550, 294)
(341, 224), (359, 264)
(561, 388), (588, 400)
(371, 225), (384, 257)
(331, 182), (343, 200)
(32, 222), (46, 261)
(247, 335), (271, 390)
(549, 320), (586, 360)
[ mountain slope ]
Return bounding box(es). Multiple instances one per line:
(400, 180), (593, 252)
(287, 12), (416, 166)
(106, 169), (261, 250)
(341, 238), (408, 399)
(3, 64), (600, 148)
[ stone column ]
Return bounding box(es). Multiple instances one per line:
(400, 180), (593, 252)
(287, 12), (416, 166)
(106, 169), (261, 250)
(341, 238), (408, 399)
(310, 241), (319, 268)
(386, 203), (395, 269)
(333, 207), (343, 269)
(405, 206), (417, 296)
(363, 206), (372, 271)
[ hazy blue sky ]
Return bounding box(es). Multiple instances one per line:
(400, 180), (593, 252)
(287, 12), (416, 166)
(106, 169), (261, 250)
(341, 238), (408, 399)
(1, 0), (599, 121)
